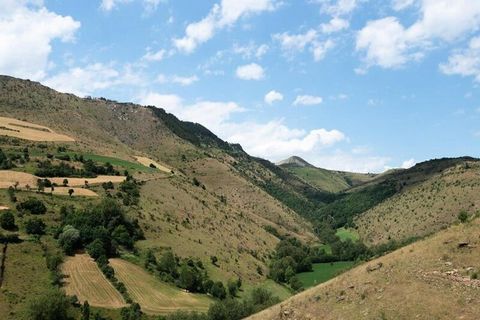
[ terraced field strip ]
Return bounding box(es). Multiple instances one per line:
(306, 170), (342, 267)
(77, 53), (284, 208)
(51, 187), (98, 197)
(135, 156), (171, 174)
(61, 254), (127, 309)
(59, 153), (156, 173)
(0, 206), (9, 210)
(0, 171), (37, 189)
(49, 175), (126, 186)
(109, 258), (211, 315)
(0, 116), (75, 142)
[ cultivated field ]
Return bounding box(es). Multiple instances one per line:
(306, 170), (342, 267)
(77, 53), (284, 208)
(51, 187), (98, 197)
(61, 254), (127, 309)
(0, 170), (124, 196)
(0, 206), (9, 210)
(109, 258), (211, 314)
(135, 156), (171, 173)
(49, 175), (126, 186)
(0, 116), (75, 142)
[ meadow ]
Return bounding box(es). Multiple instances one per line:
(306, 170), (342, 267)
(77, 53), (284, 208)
(297, 261), (355, 288)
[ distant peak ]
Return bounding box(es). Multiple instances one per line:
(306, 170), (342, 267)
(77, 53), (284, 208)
(277, 156), (314, 168)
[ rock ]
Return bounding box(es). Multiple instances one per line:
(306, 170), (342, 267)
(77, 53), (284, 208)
(366, 262), (383, 272)
(458, 241), (469, 248)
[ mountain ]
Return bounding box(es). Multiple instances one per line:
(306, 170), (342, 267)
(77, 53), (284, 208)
(277, 156), (376, 193)
(248, 217), (480, 320)
(276, 156), (314, 168)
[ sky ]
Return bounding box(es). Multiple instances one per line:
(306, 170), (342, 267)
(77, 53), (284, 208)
(1, 0), (480, 173)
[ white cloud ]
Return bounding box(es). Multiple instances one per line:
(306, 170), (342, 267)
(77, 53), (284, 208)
(317, 0), (359, 16)
(233, 42), (269, 59)
(321, 17), (349, 33)
(274, 29), (334, 61)
(0, 1), (80, 80)
(100, 0), (164, 12)
(293, 95), (323, 106)
(356, 0), (480, 69)
(173, 0), (276, 53)
(308, 151), (391, 173)
(235, 63), (265, 80)
(43, 63), (144, 96)
(142, 49), (166, 62)
(312, 39), (335, 61)
(401, 158), (416, 169)
(440, 36), (480, 82)
(264, 90), (284, 105)
(171, 75), (199, 86)
(140, 92), (184, 111)
(392, 0), (415, 11)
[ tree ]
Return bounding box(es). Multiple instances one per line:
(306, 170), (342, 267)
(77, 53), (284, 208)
(0, 211), (15, 230)
(7, 186), (16, 202)
(227, 279), (239, 297)
(68, 188), (74, 197)
(288, 276), (303, 291)
(210, 281), (226, 300)
(81, 301), (90, 320)
(59, 225), (81, 255)
(210, 255), (218, 266)
(158, 250), (177, 275)
(112, 225), (133, 248)
(63, 178), (69, 187)
(25, 218), (46, 235)
(120, 303), (142, 320)
(458, 211), (469, 223)
(27, 289), (69, 320)
(87, 239), (107, 260)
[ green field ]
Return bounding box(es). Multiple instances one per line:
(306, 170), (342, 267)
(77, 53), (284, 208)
(335, 227), (360, 242)
(297, 261), (355, 288)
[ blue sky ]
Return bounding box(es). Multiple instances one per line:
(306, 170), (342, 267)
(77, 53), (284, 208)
(1, 0), (479, 172)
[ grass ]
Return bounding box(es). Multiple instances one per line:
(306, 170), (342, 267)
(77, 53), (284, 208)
(335, 227), (359, 242)
(239, 279), (292, 302)
(296, 261), (355, 288)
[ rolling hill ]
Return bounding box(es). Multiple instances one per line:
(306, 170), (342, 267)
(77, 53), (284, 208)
(248, 217), (480, 320)
(278, 156), (376, 193)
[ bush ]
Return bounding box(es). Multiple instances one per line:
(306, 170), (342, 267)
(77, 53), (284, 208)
(458, 211), (469, 223)
(0, 210), (15, 230)
(27, 289), (70, 320)
(210, 281), (226, 300)
(25, 217), (46, 235)
(17, 198), (47, 215)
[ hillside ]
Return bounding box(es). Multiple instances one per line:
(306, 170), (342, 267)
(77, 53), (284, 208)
(249, 217), (480, 320)
(278, 156), (375, 193)
(0, 75), (341, 318)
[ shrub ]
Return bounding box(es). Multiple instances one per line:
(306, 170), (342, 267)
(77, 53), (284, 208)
(17, 198), (47, 215)
(25, 217), (46, 235)
(0, 210), (15, 230)
(27, 289), (70, 320)
(458, 211), (468, 223)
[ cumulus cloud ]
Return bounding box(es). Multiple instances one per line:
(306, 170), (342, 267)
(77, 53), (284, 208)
(356, 0), (480, 69)
(293, 95), (323, 106)
(274, 29), (335, 61)
(236, 63), (265, 80)
(0, 0), (80, 80)
(233, 42), (269, 59)
(401, 158), (416, 169)
(43, 63), (145, 96)
(139, 92), (351, 168)
(392, 0), (415, 11)
(321, 17), (349, 33)
(173, 0), (277, 53)
(440, 36), (480, 82)
(264, 90), (284, 105)
(316, 0), (359, 16)
(142, 49), (166, 62)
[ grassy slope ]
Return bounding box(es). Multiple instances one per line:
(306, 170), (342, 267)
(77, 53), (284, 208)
(249, 218), (480, 320)
(0, 75), (317, 286)
(356, 160), (480, 246)
(280, 164), (375, 193)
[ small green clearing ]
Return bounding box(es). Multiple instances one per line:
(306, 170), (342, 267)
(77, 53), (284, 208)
(335, 227), (359, 242)
(297, 261), (355, 288)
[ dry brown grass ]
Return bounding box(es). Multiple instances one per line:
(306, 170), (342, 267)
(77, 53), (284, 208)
(49, 175), (126, 186)
(0, 170), (37, 189)
(0, 116), (74, 142)
(135, 156), (171, 173)
(61, 254), (127, 309)
(249, 219), (480, 320)
(109, 258), (211, 315)
(51, 187), (98, 197)
(356, 162), (480, 245)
